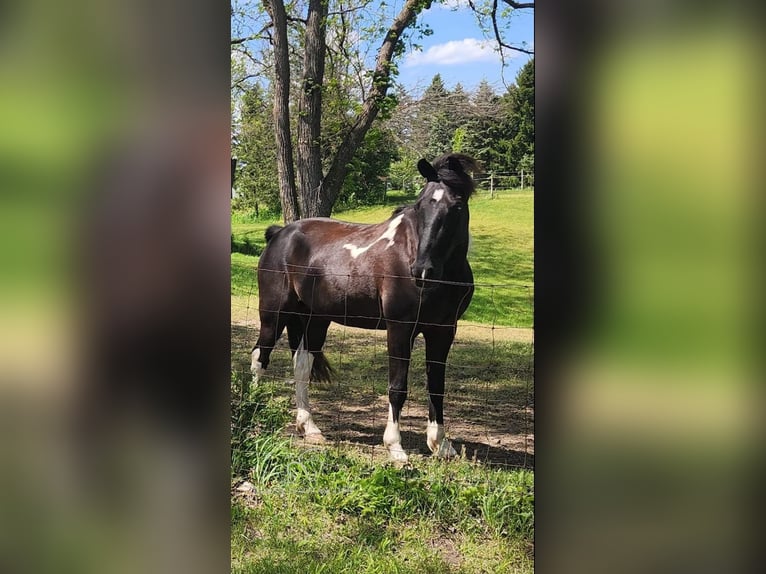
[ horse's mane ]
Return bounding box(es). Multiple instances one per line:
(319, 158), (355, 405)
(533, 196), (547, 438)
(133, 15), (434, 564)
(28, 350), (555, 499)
(391, 204), (408, 216)
(431, 153), (481, 198)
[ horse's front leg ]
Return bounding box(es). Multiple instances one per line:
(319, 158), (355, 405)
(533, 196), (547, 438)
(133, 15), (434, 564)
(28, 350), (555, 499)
(383, 324), (415, 463)
(424, 328), (458, 458)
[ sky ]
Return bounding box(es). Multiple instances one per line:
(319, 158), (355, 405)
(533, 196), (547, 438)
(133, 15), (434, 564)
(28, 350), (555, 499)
(396, 1), (534, 95)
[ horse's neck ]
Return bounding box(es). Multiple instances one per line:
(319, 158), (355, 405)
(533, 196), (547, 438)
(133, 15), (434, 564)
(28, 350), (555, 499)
(444, 234), (471, 276)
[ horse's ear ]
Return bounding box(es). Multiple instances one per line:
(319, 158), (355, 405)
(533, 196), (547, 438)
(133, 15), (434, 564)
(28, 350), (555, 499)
(417, 159), (439, 182)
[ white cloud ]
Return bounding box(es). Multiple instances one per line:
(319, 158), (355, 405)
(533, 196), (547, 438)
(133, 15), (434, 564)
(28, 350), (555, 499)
(404, 38), (504, 67)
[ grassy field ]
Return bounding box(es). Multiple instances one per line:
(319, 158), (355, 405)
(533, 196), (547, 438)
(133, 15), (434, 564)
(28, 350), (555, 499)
(231, 188), (534, 573)
(232, 377), (534, 574)
(231, 189), (533, 327)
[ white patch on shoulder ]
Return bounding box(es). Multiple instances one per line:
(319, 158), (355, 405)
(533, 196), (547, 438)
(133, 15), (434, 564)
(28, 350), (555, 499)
(343, 213), (404, 259)
(342, 243), (370, 258)
(432, 187), (444, 202)
(381, 213), (404, 248)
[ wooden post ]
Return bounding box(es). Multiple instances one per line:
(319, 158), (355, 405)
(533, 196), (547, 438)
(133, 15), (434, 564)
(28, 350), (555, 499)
(490, 172), (495, 199)
(521, 169), (525, 190)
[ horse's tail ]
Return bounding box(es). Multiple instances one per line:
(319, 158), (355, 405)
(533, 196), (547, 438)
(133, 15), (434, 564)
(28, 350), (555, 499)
(265, 225), (283, 243)
(311, 352), (335, 384)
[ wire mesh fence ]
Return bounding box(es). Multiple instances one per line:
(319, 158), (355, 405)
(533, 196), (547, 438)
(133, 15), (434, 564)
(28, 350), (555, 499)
(231, 269), (534, 471)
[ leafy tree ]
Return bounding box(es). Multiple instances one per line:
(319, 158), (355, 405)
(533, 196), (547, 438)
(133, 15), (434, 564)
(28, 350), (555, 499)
(338, 124), (400, 206)
(257, 0), (434, 221)
(232, 84), (281, 215)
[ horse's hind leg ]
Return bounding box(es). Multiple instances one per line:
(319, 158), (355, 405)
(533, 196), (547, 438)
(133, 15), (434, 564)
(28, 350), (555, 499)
(251, 311), (285, 383)
(423, 328), (458, 458)
(288, 318), (331, 443)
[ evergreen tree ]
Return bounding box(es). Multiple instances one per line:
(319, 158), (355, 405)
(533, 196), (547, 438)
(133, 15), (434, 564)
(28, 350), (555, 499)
(506, 58), (534, 172)
(464, 80), (504, 171)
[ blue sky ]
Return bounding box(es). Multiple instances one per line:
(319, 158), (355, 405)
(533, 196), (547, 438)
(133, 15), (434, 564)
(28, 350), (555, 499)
(396, 2), (534, 95)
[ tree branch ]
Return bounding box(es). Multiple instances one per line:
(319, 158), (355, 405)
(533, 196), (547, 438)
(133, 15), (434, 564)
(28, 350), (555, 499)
(492, 0), (533, 57)
(231, 23), (273, 45)
(501, 0), (534, 8)
(321, 0), (426, 214)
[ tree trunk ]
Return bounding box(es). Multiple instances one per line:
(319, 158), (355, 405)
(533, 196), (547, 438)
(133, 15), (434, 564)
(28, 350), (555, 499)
(265, 0), (300, 223)
(265, 0), (427, 219)
(317, 0), (425, 217)
(296, 0), (329, 219)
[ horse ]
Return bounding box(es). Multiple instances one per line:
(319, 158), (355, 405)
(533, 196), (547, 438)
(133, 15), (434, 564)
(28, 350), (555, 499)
(251, 153), (478, 462)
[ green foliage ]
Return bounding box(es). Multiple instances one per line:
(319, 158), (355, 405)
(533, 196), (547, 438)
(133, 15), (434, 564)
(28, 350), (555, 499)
(505, 59), (535, 172)
(232, 85), (282, 214)
(231, 234), (263, 256)
(386, 70), (535, 177)
(337, 125), (400, 207)
(388, 157), (421, 193)
(231, 372), (292, 479)
(232, 441), (534, 572)
(231, 67), (535, 219)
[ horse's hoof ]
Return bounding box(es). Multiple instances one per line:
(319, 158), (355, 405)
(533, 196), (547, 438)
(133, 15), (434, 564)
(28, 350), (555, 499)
(387, 446), (409, 464)
(302, 432), (326, 444)
(435, 439), (458, 458)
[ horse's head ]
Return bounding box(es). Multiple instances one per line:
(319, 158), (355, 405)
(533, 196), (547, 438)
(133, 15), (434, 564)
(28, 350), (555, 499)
(411, 153), (478, 288)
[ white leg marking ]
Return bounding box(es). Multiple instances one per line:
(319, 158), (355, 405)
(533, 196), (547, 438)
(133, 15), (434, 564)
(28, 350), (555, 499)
(343, 214), (404, 259)
(383, 403), (408, 463)
(294, 340), (324, 441)
(251, 348), (265, 383)
(427, 420), (458, 458)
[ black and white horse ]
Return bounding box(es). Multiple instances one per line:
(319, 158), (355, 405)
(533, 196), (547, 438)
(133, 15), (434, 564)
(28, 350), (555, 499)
(251, 153), (477, 462)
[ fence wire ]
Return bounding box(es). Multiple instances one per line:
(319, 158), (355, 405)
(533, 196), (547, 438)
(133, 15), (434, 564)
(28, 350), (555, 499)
(231, 269), (533, 471)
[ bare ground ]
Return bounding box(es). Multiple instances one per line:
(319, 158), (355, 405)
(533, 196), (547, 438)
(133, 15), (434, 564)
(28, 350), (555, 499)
(232, 319), (534, 469)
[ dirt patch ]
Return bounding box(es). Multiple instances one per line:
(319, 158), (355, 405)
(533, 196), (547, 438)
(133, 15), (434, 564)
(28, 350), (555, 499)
(232, 320), (534, 469)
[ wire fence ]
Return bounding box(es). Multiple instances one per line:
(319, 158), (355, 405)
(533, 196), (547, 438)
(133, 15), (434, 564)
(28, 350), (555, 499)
(473, 172), (534, 197)
(231, 270), (534, 471)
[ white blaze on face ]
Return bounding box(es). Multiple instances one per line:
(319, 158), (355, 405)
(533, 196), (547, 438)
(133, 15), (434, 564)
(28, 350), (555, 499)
(383, 403), (408, 462)
(431, 187), (445, 202)
(343, 213), (404, 259)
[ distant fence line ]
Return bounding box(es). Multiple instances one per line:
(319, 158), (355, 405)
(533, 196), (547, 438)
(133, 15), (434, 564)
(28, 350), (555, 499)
(390, 171), (533, 197)
(473, 171), (534, 195)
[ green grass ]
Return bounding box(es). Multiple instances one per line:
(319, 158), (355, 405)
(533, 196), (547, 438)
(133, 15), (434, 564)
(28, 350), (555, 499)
(231, 189), (533, 327)
(231, 377), (534, 574)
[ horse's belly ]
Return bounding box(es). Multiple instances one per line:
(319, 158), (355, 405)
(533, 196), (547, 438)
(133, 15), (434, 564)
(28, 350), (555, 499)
(295, 275), (383, 326)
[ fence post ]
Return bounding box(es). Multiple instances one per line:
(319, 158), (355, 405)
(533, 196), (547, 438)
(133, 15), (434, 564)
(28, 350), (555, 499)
(490, 172), (495, 199)
(521, 169), (525, 190)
